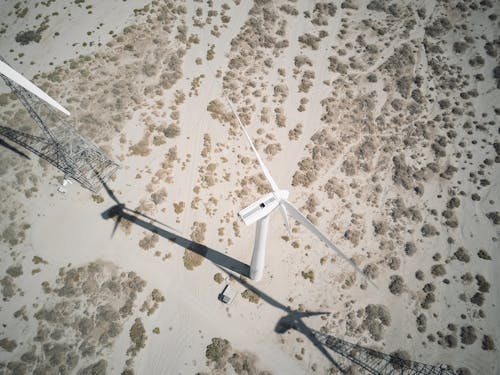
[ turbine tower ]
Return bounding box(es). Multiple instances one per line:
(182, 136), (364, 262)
(225, 95), (373, 286)
(0, 57), (118, 192)
(312, 330), (456, 374)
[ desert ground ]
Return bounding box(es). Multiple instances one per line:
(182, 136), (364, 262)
(0, 0), (498, 374)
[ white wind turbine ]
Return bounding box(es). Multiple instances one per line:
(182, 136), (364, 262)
(225, 95), (374, 287)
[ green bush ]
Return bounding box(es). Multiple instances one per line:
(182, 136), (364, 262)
(15, 30), (42, 45)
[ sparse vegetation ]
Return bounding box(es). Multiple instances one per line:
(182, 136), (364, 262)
(15, 29), (42, 45)
(241, 289), (260, 304)
(128, 318), (147, 356)
(388, 275), (404, 295)
(206, 337), (231, 366)
(301, 270), (314, 283)
(91, 194), (104, 204)
(183, 250), (204, 270)
(213, 273), (224, 284)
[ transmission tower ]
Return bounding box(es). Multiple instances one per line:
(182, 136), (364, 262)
(0, 58), (119, 192)
(312, 330), (455, 375)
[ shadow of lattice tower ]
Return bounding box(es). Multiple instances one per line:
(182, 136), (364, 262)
(0, 61), (119, 192)
(312, 330), (456, 375)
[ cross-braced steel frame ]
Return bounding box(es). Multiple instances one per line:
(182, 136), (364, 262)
(0, 62), (119, 192)
(312, 330), (455, 375)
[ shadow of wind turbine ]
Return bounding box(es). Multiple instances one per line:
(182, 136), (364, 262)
(99, 180), (250, 277)
(0, 137), (31, 159)
(216, 265), (346, 372)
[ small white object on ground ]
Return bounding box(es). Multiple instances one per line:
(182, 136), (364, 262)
(220, 284), (236, 304)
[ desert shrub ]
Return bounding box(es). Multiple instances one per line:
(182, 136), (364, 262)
(142, 64), (157, 77)
(241, 289), (260, 304)
(163, 124), (180, 138)
(206, 338), (231, 366)
(470, 292), (484, 306)
(128, 318), (147, 356)
(213, 273), (224, 284)
(425, 17), (451, 38)
(388, 275), (404, 295)
(264, 143), (282, 157)
(477, 249), (491, 260)
(301, 270), (314, 283)
(298, 33), (321, 50)
(454, 247), (470, 263)
(387, 257), (400, 271)
(151, 189), (167, 205)
(373, 220), (389, 235)
(33, 256), (48, 265)
(92, 194), (104, 204)
(183, 250), (203, 270)
(6, 265), (23, 278)
(280, 4), (299, 15)
(294, 55), (312, 68)
(475, 274), (490, 293)
(460, 326), (477, 345)
(380, 43), (415, 74)
(443, 335), (457, 348)
(453, 41), (468, 54)
(190, 221), (206, 242)
(362, 304), (391, 341)
(363, 264), (378, 279)
(404, 242), (417, 256)
(389, 350), (411, 370)
(416, 313), (427, 332)
(129, 138), (151, 157)
(288, 123), (303, 140)
(311, 2), (337, 25)
(173, 201), (185, 214)
(469, 55), (485, 68)
(15, 29), (42, 45)
(0, 338), (17, 352)
(139, 234), (159, 251)
(206, 44), (215, 60)
(431, 264), (446, 277)
(367, 0), (385, 11)
(482, 335), (496, 350)
(486, 211), (499, 224)
(421, 224), (438, 237)
(344, 229), (361, 246)
(421, 292), (435, 309)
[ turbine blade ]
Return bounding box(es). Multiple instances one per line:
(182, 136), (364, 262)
(281, 200), (377, 289)
(0, 60), (70, 116)
(224, 94), (279, 192)
(279, 203), (292, 236)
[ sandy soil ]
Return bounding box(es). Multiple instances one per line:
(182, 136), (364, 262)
(0, 1), (498, 374)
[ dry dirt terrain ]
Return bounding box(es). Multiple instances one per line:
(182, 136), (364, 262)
(0, 1), (498, 374)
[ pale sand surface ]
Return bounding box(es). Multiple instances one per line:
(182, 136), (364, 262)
(0, 1), (499, 374)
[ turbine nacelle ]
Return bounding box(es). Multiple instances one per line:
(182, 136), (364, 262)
(238, 190), (289, 226)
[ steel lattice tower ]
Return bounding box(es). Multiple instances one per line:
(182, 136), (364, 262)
(0, 59), (119, 192)
(312, 330), (456, 375)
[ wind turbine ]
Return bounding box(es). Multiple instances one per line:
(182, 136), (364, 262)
(0, 59), (70, 116)
(224, 95), (373, 287)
